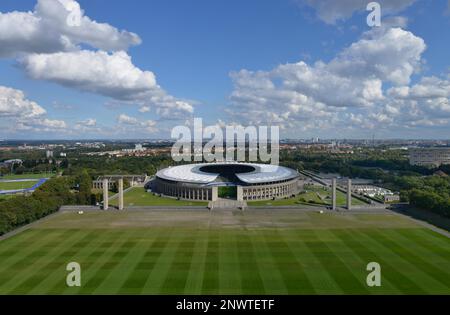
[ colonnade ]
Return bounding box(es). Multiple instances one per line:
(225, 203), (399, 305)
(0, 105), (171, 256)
(242, 179), (298, 201)
(154, 178), (298, 202)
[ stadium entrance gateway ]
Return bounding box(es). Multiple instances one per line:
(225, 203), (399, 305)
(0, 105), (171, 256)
(218, 186), (237, 199)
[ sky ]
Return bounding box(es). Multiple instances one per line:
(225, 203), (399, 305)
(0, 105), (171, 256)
(0, 0), (449, 140)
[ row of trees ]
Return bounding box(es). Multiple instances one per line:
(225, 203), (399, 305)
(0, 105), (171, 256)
(396, 176), (450, 218)
(0, 171), (100, 236)
(408, 189), (450, 217)
(0, 176), (75, 235)
(63, 155), (172, 177)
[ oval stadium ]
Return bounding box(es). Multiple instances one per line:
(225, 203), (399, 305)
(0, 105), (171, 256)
(150, 162), (300, 202)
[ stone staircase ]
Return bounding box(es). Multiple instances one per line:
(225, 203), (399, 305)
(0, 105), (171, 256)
(209, 199), (247, 210)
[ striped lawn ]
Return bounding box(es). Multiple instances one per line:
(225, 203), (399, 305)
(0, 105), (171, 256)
(0, 211), (449, 294)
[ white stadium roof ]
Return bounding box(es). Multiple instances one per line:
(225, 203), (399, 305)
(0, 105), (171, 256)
(156, 162), (298, 185)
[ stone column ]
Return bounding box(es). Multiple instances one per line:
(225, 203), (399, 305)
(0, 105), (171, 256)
(118, 178), (124, 210)
(237, 186), (243, 201)
(346, 178), (352, 210)
(103, 179), (109, 210)
(331, 178), (337, 211)
(212, 186), (218, 202)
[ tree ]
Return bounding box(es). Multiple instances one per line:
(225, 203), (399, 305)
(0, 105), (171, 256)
(76, 170), (92, 205)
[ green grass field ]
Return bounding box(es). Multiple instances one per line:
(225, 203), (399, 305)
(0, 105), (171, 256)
(110, 187), (208, 207)
(0, 210), (449, 295)
(0, 180), (37, 191)
(0, 173), (55, 180)
(249, 185), (367, 207)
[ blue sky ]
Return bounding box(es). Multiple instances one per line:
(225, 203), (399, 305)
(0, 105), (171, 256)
(0, 0), (449, 139)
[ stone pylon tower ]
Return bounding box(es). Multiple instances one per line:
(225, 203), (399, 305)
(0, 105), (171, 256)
(331, 178), (337, 211)
(118, 178), (124, 210)
(102, 179), (109, 210)
(346, 179), (352, 210)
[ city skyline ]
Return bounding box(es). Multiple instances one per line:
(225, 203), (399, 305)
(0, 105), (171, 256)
(1, 0), (450, 140)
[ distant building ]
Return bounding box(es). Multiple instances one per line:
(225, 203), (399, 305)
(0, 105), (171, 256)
(46, 150), (54, 158)
(0, 159), (22, 170)
(409, 148), (450, 167)
(3, 159), (23, 165)
(384, 195), (400, 203)
(135, 144), (144, 151)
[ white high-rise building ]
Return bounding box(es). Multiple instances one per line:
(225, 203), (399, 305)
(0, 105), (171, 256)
(135, 144), (144, 151)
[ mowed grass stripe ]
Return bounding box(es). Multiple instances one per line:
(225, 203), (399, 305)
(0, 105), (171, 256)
(0, 229), (49, 255)
(330, 229), (404, 294)
(8, 230), (96, 294)
(276, 229), (317, 294)
(303, 230), (369, 294)
(236, 233), (265, 294)
(119, 231), (171, 294)
(395, 229), (450, 262)
(2, 229), (87, 294)
(183, 232), (208, 294)
(69, 230), (127, 294)
(249, 230), (289, 294)
(388, 229), (450, 272)
(218, 231), (242, 294)
(141, 228), (184, 294)
(268, 229), (316, 294)
(0, 229), (79, 292)
(201, 231), (220, 294)
(0, 229), (69, 272)
(317, 230), (376, 294)
(92, 233), (143, 294)
(350, 229), (428, 294)
(286, 230), (343, 294)
(369, 229), (450, 291)
(92, 230), (144, 294)
(410, 228), (450, 249)
(55, 230), (126, 294)
(160, 230), (198, 294)
(15, 230), (101, 294)
(79, 231), (134, 294)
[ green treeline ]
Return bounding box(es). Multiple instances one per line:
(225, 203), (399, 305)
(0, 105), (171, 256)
(0, 171), (99, 236)
(399, 176), (450, 218)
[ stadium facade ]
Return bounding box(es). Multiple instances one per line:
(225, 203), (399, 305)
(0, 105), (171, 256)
(151, 162), (299, 201)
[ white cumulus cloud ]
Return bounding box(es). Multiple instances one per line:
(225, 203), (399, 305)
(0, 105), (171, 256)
(0, 85), (68, 133)
(22, 50), (157, 100)
(0, 85), (47, 118)
(117, 114), (158, 134)
(228, 27), (450, 136)
(0, 0), (140, 57)
(0, 0), (195, 121)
